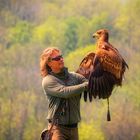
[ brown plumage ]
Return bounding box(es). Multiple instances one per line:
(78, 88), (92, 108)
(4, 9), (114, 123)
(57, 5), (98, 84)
(77, 29), (128, 102)
(77, 29), (128, 121)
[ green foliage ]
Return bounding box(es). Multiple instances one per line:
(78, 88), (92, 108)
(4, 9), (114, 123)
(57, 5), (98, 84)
(7, 21), (33, 45)
(115, 0), (140, 49)
(0, 0), (140, 140)
(63, 18), (79, 54)
(33, 17), (65, 47)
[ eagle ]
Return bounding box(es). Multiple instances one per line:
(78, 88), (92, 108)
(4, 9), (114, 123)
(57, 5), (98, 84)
(76, 29), (128, 121)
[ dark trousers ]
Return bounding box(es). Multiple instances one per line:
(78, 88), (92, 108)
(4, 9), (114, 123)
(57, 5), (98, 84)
(48, 123), (79, 140)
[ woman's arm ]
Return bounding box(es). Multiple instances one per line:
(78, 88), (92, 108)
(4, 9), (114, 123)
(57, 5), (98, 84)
(42, 76), (88, 98)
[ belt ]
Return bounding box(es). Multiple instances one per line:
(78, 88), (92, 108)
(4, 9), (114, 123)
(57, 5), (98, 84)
(59, 123), (78, 128)
(48, 120), (78, 128)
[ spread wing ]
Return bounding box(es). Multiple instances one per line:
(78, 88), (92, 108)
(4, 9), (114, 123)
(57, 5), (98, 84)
(76, 46), (128, 102)
(76, 52), (95, 101)
(76, 51), (116, 102)
(76, 52), (95, 79)
(88, 54), (117, 100)
(88, 44), (128, 100)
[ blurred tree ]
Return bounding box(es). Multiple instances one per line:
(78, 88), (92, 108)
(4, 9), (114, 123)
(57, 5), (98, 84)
(102, 98), (140, 140)
(0, 0), (140, 140)
(63, 18), (79, 54)
(7, 21), (33, 46)
(0, 0), (42, 22)
(115, 0), (140, 50)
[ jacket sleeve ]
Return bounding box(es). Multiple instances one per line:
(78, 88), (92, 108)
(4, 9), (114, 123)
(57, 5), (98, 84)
(71, 72), (88, 84)
(42, 76), (88, 98)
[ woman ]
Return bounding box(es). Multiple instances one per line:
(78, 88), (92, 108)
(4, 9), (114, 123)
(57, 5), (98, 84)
(40, 47), (88, 140)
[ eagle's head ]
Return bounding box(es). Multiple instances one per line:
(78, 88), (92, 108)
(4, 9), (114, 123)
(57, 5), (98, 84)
(93, 29), (109, 41)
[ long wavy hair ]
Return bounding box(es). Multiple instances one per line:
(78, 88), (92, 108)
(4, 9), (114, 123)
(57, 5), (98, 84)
(40, 47), (61, 77)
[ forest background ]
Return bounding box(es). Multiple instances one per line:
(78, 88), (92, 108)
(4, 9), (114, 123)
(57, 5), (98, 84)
(0, 0), (140, 139)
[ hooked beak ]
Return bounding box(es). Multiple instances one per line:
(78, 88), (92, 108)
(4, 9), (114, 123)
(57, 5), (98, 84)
(92, 33), (98, 38)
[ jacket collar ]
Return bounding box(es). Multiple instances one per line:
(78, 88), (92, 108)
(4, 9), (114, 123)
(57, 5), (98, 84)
(50, 67), (69, 81)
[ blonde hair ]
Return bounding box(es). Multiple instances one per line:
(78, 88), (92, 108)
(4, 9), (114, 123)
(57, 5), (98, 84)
(40, 47), (61, 77)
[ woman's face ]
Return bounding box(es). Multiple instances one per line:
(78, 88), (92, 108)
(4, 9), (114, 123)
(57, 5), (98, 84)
(48, 50), (64, 73)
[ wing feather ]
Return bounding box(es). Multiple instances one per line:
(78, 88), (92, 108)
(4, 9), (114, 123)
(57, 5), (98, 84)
(76, 52), (95, 79)
(76, 44), (128, 101)
(96, 48), (123, 79)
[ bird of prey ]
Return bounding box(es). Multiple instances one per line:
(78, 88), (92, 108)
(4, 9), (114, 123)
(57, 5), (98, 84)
(76, 29), (128, 121)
